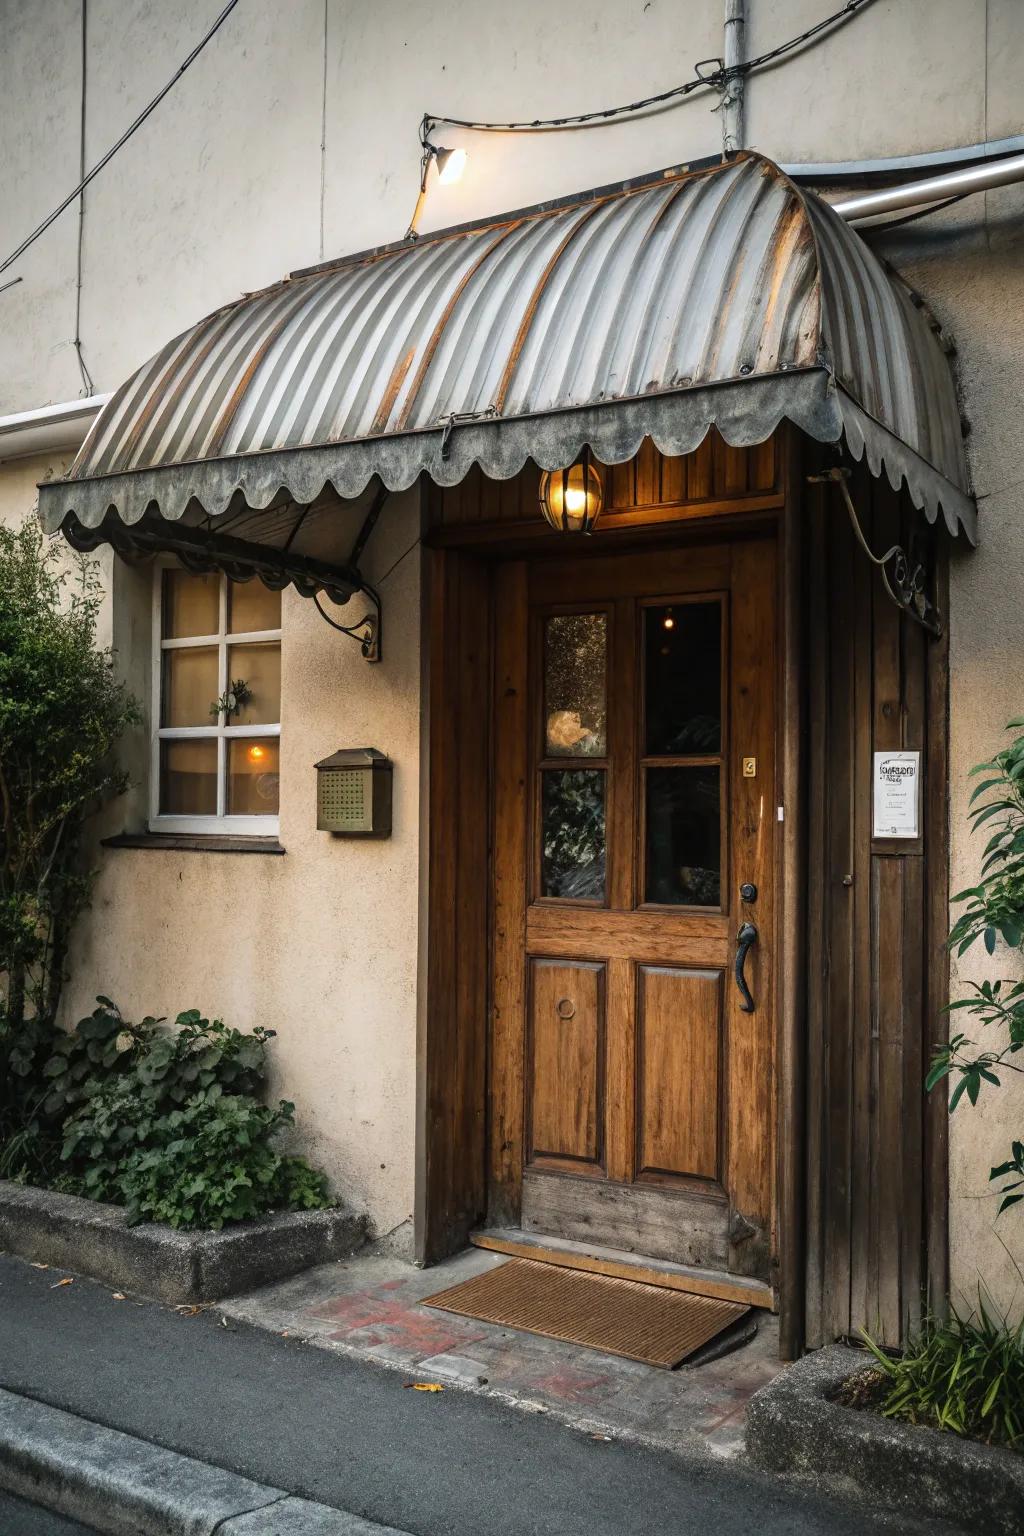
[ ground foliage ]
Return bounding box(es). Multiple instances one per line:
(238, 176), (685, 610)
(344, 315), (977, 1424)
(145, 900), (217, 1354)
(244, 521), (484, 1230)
(860, 1306), (1024, 1451)
(2, 999), (330, 1228)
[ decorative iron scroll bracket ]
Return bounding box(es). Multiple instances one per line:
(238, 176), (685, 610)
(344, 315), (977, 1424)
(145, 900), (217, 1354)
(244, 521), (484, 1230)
(313, 585), (382, 663)
(807, 466), (943, 639)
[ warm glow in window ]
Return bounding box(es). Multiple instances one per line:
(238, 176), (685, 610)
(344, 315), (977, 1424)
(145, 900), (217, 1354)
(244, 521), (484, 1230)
(153, 569), (282, 832)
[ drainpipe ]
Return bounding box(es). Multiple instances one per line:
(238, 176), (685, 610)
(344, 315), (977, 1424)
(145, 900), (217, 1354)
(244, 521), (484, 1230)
(832, 151), (1024, 222)
(721, 0), (745, 157)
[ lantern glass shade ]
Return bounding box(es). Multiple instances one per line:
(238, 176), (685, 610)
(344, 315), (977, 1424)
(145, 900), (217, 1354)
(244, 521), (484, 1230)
(538, 455), (604, 533)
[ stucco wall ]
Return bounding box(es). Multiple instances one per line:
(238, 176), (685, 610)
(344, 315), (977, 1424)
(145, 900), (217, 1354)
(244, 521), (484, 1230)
(0, 460), (422, 1241)
(1, 0), (1022, 1290)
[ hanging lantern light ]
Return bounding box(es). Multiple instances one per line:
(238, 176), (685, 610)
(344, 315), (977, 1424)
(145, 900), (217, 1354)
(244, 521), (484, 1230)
(538, 448), (604, 534)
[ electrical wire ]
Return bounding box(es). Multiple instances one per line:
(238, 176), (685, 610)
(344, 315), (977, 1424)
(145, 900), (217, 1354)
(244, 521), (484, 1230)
(0, 0), (241, 279)
(421, 0), (877, 138)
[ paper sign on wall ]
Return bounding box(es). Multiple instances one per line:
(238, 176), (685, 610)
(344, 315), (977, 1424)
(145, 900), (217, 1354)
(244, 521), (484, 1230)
(873, 750), (920, 839)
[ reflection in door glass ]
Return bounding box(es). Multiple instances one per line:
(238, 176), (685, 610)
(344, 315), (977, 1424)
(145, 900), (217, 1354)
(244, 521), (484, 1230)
(645, 766), (720, 906)
(544, 613), (607, 757)
(645, 602), (721, 754)
(541, 770), (606, 900)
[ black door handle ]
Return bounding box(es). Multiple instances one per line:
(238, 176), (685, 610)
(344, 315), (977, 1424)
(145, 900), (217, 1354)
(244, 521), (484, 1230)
(734, 921), (758, 1013)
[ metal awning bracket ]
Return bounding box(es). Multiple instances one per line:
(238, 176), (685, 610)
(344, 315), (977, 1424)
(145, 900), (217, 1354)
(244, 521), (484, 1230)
(808, 466), (943, 638)
(313, 585), (382, 663)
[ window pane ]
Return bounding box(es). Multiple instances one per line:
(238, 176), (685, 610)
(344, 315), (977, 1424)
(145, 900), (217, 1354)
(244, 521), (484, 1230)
(227, 642), (281, 725)
(541, 769), (605, 900)
(229, 579), (281, 634)
(160, 739), (217, 816)
(161, 647), (218, 727)
(645, 601), (721, 755)
(645, 766), (720, 907)
(544, 612), (607, 757)
(162, 570), (219, 639)
(228, 737), (280, 815)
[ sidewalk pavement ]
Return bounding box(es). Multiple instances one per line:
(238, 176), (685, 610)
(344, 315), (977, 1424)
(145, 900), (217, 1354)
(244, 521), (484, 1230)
(0, 1252), (962, 1536)
(216, 1244), (780, 1460)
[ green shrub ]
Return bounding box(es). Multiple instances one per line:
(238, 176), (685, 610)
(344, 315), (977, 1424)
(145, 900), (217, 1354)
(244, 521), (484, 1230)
(64, 1085), (328, 1229)
(0, 522), (138, 1036)
(928, 719), (1024, 1214)
(862, 1305), (1024, 1450)
(3, 999), (330, 1230)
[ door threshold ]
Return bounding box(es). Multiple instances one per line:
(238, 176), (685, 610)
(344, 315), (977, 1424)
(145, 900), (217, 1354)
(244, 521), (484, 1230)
(471, 1228), (775, 1311)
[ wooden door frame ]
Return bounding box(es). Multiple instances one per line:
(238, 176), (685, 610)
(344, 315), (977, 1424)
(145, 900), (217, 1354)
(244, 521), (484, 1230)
(413, 430), (848, 1358)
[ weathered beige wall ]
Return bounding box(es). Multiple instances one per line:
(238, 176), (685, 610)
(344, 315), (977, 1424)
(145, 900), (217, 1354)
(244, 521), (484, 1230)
(0, 461), (422, 1240)
(2, 0), (1022, 1288)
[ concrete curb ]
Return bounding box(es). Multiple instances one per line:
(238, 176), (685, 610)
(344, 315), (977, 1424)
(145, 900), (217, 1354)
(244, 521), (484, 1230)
(0, 1181), (367, 1305)
(0, 1386), (406, 1536)
(746, 1343), (1024, 1536)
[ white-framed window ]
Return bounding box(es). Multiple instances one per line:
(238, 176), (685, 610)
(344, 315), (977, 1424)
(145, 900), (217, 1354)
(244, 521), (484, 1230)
(151, 565), (282, 836)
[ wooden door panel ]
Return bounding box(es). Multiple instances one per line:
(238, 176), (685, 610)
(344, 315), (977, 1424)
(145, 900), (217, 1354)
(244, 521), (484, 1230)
(489, 535), (776, 1283)
(527, 904), (728, 962)
(636, 966), (723, 1183)
(521, 1169), (729, 1269)
(527, 959), (605, 1170)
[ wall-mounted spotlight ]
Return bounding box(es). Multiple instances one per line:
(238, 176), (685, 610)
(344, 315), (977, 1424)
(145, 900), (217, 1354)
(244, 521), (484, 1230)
(406, 123), (468, 239)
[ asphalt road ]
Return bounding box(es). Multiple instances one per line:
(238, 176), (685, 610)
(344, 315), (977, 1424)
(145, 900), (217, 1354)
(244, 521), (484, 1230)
(0, 1491), (95, 1534)
(0, 1254), (958, 1536)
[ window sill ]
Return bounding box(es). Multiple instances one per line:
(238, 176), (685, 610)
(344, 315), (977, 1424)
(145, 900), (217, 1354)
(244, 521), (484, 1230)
(102, 832), (286, 855)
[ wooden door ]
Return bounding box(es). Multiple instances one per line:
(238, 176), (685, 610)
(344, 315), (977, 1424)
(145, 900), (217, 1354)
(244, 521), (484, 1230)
(490, 536), (777, 1282)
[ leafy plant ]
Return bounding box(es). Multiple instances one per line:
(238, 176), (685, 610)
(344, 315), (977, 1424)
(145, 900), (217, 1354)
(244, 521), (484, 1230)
(0, 521), (139, 1040)
(210, 679), (252, 720)
(2, 998), (330, 1230)
(861, 1305), (1024, 1450)
(929, 720), (1024, 1214)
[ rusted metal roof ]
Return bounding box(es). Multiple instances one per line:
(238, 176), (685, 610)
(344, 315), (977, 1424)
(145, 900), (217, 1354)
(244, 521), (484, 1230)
(38, 153), (975, 541)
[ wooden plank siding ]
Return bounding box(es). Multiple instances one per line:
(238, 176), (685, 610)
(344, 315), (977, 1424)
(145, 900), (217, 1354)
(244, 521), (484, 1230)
(415, 547), (493, 1263)
(803, 454), (949, 1350)
(426, 430), (778, 532)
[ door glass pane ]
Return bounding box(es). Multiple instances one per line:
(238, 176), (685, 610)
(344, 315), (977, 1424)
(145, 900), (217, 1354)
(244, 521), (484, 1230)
(227, 642), (281, 724)
(544, 613), (607, 757)
(160, 739), (217, 815)
(541, 769), (606, 900)
(161, 647), (218, 727)
(229, 579), (281, 634)
(162, 570), (219, 639)
(228, 737), (280, 815)
(645, 766), (720, 907)
(645, 601), (721, 755)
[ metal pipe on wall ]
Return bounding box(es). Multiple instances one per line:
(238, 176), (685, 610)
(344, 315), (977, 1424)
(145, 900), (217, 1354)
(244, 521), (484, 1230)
(834, 151), (1024, 222)
(722, 0), (746, 156)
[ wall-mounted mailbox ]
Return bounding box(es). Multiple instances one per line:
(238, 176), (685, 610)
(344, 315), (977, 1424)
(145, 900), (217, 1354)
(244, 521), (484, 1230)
(315, 748), (392, 837)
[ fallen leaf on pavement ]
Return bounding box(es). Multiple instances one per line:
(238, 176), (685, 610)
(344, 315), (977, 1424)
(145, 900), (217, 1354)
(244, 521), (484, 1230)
(175, 1305), (203, 1317)
(30, 1262), (49, 1270)
(51, 1277), (74, 1289)
(112, 1293), (126, 1301)
(405, 1382), (445, 1392)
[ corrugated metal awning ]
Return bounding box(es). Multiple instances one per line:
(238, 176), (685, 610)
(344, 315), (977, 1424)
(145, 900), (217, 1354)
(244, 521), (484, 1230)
(38, 152), (975, 547)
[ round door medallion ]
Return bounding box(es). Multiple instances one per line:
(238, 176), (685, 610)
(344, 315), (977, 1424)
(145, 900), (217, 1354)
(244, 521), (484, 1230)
(556, 998), (576, 1020)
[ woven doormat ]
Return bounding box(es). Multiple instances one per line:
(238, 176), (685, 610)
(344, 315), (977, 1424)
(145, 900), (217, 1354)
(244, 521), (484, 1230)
(423, 1257), (748, 1368)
